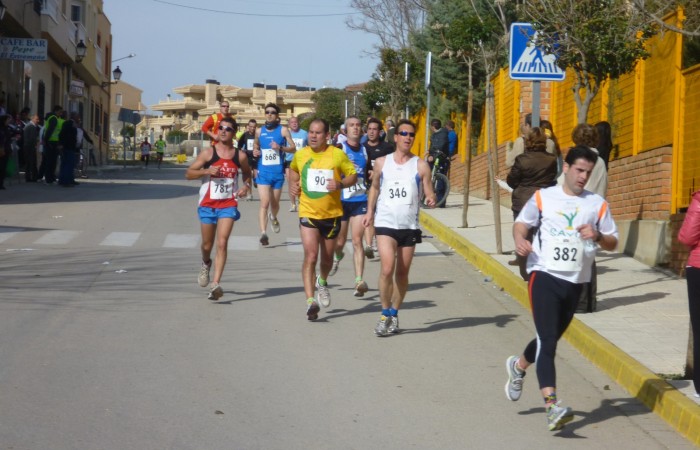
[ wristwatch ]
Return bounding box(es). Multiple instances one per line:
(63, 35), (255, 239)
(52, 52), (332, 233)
(595, 231), (603, 242)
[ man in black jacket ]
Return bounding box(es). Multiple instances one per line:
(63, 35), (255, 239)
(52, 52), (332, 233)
(427, 119), (450, 207)
(58, 113), (79, 187)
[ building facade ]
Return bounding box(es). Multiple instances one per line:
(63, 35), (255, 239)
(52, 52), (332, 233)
(0, 0), (114, 164)
(147, 79), (316, 137)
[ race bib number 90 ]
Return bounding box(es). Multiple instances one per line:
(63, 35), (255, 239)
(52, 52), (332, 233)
(543, 238), (583, 271)
(209, 178), (234, 200)
(307, 168), (334, 193)
(261, 148), (281, 166)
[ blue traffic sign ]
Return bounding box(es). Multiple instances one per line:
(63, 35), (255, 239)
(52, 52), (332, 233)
(509, 23), (565, 81)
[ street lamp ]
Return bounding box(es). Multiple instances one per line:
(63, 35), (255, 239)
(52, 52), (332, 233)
(112, 53), (136, 63)
(75, 40), (87, 62)
(0, 0), (6, 21)
(101, 66), (122, 88)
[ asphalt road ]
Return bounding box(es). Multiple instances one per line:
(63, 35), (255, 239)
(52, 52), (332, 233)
(0, 166), (693, 449)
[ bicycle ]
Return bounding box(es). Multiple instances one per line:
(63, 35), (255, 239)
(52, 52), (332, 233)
(422, 151), (450, 207)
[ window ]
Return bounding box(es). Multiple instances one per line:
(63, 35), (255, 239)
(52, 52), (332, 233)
(70, 3), (82, 22)
(115, 93), (122, 106)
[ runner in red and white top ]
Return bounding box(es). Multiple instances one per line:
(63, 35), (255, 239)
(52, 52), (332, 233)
(186, 117), (252, 301)
(505, 145), (618, 432)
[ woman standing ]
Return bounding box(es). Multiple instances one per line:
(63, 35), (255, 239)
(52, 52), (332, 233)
(678, 191), (700, 399)
(507, 127), (558, 280)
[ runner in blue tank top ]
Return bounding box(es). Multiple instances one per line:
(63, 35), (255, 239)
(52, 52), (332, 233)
(328, 116), (372, 297)
(253, 103), (296, 246)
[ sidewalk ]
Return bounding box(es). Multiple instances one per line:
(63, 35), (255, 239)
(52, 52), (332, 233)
(420, 192), (700, 445)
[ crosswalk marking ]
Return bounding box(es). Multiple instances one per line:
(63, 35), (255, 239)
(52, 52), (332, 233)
(0, 229), (446, 256)
(0, 227), (23, 244)
(163, 234), (200, 248)
(101, 232), (141, 247)
(34, 230), (81, 245)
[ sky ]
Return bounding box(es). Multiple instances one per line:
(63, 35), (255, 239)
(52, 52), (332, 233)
(103, 0), (381, 112)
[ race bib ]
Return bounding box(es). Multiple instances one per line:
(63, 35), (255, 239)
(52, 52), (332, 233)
(384, 179), (413, 205)
(543, 237), (584, 271)
(293, 138), (304, 149)
(307, 168), (334, 193)
(343, 177), (366, 199)
(209, 177), (235, 200)
(247, 139), (254, 151)
(261, 148), (281, 166)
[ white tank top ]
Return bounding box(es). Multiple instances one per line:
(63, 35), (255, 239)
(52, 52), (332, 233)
(375, 154), (421, 230)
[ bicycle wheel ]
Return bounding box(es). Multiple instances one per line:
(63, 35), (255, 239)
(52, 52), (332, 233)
(432, 173), (450, 207)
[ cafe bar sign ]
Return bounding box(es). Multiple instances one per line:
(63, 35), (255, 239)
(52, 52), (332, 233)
(0, 38), (48, 61)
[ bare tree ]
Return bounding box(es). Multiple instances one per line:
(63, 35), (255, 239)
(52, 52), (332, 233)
(630, 0), (700, 36)
(346, 0), (428, 51)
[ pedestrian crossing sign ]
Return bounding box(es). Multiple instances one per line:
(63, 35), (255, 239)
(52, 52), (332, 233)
(509, 23), (565, 81)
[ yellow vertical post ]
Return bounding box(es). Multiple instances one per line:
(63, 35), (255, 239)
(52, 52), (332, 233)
(633, 30), (646, 156)
(550, 80), (558, 133)
(671, 7), (686, 213)
(600, 79), (609, 122)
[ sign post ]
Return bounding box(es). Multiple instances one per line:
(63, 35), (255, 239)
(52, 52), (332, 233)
(509, 23), (565, 127)
(424, 51), (432, 155)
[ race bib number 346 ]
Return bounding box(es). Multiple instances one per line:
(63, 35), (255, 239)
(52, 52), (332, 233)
(385, 180), (412, 205)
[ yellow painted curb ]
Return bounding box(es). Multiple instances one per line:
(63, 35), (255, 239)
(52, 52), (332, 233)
(420, 210), (700, 446)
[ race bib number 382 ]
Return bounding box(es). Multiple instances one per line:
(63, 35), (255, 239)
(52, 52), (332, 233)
(543, 237), (583, 271)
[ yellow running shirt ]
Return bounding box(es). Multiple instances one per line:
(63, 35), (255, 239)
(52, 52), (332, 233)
(291, 146), (357, 219)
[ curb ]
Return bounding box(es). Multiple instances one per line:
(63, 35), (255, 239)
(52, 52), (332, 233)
(420, 210), (700, 446)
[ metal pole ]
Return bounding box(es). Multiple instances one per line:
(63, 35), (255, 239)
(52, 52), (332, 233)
(405, 62), (409, 119)
(344, 99), (348, 119)
(531, 81), (541, 127)
(122, 120), (126, 168)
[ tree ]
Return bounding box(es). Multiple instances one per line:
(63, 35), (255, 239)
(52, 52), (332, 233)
(346, 0), (428, 51)
(425, 0), (497, 227)
(630, 0), (700, 37)
(311, 88), (346, 132)
(523, 0), (656, 124)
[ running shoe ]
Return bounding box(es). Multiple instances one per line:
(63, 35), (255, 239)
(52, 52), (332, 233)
(306, 300), (320, 321)
(353, 280), (369, 297)
(260, 233), (269, 246)
(387, 315), (400, 334)
(504, 355), (525, 401)
(374, 315), (389, 337)
(270, 213), (281, 233)
(371, 236), (378, 253)
(328, 252), (343, 277)
(208, 283), (223, 301)
(546, 401), (574, 431)
(315, 276), (331, 308)
(364, 245), (374, 259)
(198, 261), (211, 287)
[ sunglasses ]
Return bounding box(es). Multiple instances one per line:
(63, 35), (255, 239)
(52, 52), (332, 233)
(398, 131), (416, 137)
(218, 125), (235, 132)
(265, 110), (278, 114)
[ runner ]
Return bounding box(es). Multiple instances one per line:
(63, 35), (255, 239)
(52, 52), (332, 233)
(364, 117), (395, 258)
(362, 119), (436, 336)
(289, 118), (357, 321)
(201, 101), (233, 144)
(185, 117), (252, 301)
(154, 134), (166, 169)
(328, 116), (370, 297)
(504, 145), (618, 431)
(286, 116), (307, 212)
(253, 103), (296, 246)
(237, 119), (258, 201)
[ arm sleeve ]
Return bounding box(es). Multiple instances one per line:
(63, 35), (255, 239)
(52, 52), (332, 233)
(201, 115), (214, 133)
(679, 196), (700, 247)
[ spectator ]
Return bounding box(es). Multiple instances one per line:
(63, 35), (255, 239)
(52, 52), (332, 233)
(446, 120), (458, 157)
(507, 127), (558, 280)
(595, 121), (613, 170)
(23, 114), (41, 182)
(427, 119), (450, 207)
(540, 119), (562, 176)
(57, 112), (79, 187)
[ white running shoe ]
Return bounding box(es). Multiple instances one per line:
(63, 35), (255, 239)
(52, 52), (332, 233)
(208, 283), (223, 301)
(505, 355), (525, 401)
(270, 213), (281, 233)
(353, 280), (369, 297)
(198, 261), (211, 287)
(315, 276), (331, 308)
